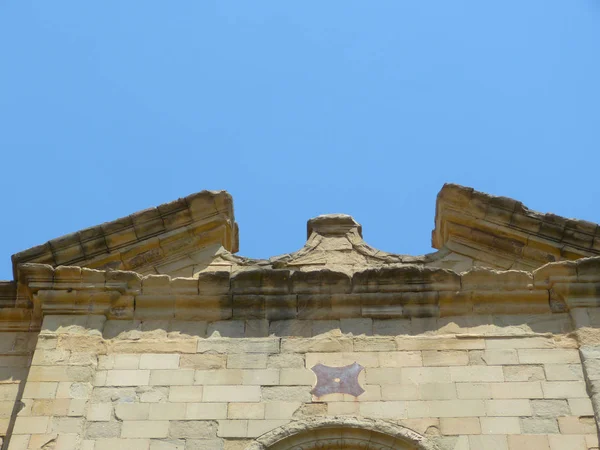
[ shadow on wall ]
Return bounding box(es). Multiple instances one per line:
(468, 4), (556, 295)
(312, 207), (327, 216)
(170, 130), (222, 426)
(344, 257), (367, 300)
(0, 332), (36, 450)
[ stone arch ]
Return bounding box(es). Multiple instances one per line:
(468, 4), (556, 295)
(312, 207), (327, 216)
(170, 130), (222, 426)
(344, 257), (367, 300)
(244, 417), (439, 450)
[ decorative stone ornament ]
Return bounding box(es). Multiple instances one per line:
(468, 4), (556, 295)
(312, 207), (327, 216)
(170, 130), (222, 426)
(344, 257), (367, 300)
(311, 362), (365, 398)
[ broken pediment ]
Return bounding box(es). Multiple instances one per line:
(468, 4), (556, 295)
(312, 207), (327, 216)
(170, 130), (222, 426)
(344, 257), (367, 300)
(8, 184), (600, 281)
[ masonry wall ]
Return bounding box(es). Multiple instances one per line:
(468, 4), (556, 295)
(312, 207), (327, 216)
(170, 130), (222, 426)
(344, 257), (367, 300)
(5, 314), (600, 450)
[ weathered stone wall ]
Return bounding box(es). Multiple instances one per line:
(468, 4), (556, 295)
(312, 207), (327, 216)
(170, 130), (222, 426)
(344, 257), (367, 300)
(4, 315), (599, 450)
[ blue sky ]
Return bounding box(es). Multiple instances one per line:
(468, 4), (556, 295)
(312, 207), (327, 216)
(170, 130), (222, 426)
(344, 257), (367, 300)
(1, 2), (599, 279)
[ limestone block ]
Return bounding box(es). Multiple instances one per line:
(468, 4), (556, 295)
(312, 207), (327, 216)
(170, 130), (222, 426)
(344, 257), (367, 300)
(490, 382), (543, 399)
(84, 421), (122, 439)
(149, 369), (194, 385)
(547, 435), (587, 450)
(245, 319), (269, 338)
(503, 365), (545, 382)
(541, 381), (587, 398)
(409, 400), (486, 418)
(327, 402), (359, 415)
(227, 354), (268, 369)
(468, 435), (508, 450)
(195, 370), (242, 385)
(517, 349), (580, 364)
(305, 351), (379, 368)
(485, 400), (532, 416)
(169, 386), (204, 402)
(379, 351), (422, 367)
(87, 403), (112, 421)
(359, 401), (407, 419)
(208, 321), (245, 338)
(380, 384), (419, 401)
(187, 440), (225, 450)
(419, 383), (457, 400)
(114, 403), (150, 420)
(12, 416), (50, 434)
(186, 402), (228, 419)
(242, 369), (279, 385)
(180, 354), (227, 369)
(353, 337), (395, 352)
(281, 335), (352, 353)
(267, 354), (304, 369)
(279, 369), (314, 386)
(507, 435), (550, 450)
(449, 366), (504, 382)
(340, 318), (373, 335)
(557, 416), (597, 434)
(149, 403), (186, 420)
(395, 337), (485, 351)
(261, 386), (311, 402)
(530, 400), (570, 417)
(228, 403), (264, 419)
(480, 417), (521, 434)
(149, 440), (186, 450)
(121, 420), (169, 438)
(543, 364), (583, 381)
(22, 382), (58, 399)
(264, 401), (301, 419)
(478, 350), (519, 365)
(373, 319), (411, 336)
(106, 370), (150, 386)
(169, 420), (218, 438)
(218, 420), (248, 438)
(203, 386), (261, 403)
(440, 417), (481, 435)
(196, 338), (279, 354)
(139, 354), (180, 369)
(568, 398), (594, 416)
(398, 367), (451, 384)
(520, 417), (559, 434)
(246, 419), (289, 438)
(422, 351), (469, 366)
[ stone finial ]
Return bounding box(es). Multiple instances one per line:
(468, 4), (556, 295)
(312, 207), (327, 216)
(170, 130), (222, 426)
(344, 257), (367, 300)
(306, 214), (363, 239)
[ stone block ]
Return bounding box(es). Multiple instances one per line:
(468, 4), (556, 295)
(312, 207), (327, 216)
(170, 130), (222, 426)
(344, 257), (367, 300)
(279, 369), (314, 386)
(228, 403), (264, 419)
(360, 401), (407, 419)
(122, 420), (169, 438)
(547, 435), (587, 450)
(92, 439), (150, 450)
(380, 384), (420, 401)
(242, 369), (279, 385)
(264, 401), (301, 419)
(149, 369), (194, 385)
(203, 386), (261, 403)
(544, 364), (583, 381)
(398, 367), (451, 384)
(378, 351), (422, 367)
(180, 354), (227, 369)
(517, 349), (580, 364)
(480, 417), (520, 434)
(267, 354), (304, 369)
(440, 417), (480, 435)
(85, 421), (122, 439)
(197, 338), (279, 354)
(12, 416), (50, 434)
(195, 369), (242, 385)
(327, 402), (359, 415)
(139, 354), (180, 369)
(530, 400), (570, 417)
(478, 349), (519, 365)
(520, 417), (559, 434)
(114, 403), (150, 420)
(22, 382), (58, 399)
(503, 365), (545, 382)
(169, 420), (218, 438)
(227, 354), (268, 369)
(468, 435), (508, 450)
(149, 403), (186, 420)
(490, 382), (543, 399)
(507, 435), (550, 450)
(485, 399), (531, 416)
(568, 398), (594, 416)
(261, 386), (311, 402)
(247, 420), (289, 438)
(169, 386), (204, 402)
(419, 383), (457, 400)
(87, 403), (112, 421)
(449, 366), (504, 382)
(541, 381), (587, 398)
(422, 351), (469, 366)
(186, 402), (228, 419)
(557, 416), (597, 434)
(106, 370), (150, 386)
(340, 318), (373, 335)
(218, 420), (248, 438)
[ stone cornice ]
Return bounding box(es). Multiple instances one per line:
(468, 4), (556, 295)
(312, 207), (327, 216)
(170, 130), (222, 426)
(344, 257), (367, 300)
(433, 184), (600, 269)
(1, 257), (597, 330)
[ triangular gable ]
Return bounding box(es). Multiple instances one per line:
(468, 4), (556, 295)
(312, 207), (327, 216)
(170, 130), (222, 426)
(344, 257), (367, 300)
(11, 190), (238, 279)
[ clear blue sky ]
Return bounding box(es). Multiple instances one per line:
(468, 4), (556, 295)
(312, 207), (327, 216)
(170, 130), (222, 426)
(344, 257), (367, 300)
(1, 2), (599, 279)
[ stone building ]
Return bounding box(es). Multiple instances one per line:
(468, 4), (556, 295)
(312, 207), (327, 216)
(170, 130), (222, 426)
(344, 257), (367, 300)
(1, 184), (600, 450)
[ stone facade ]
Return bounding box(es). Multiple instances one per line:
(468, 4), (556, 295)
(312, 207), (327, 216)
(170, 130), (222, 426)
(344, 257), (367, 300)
(1, 184), (600, 449)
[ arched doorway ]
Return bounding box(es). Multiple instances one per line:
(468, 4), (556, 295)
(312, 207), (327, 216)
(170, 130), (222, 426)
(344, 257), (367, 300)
(245, 417), (437, 450)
